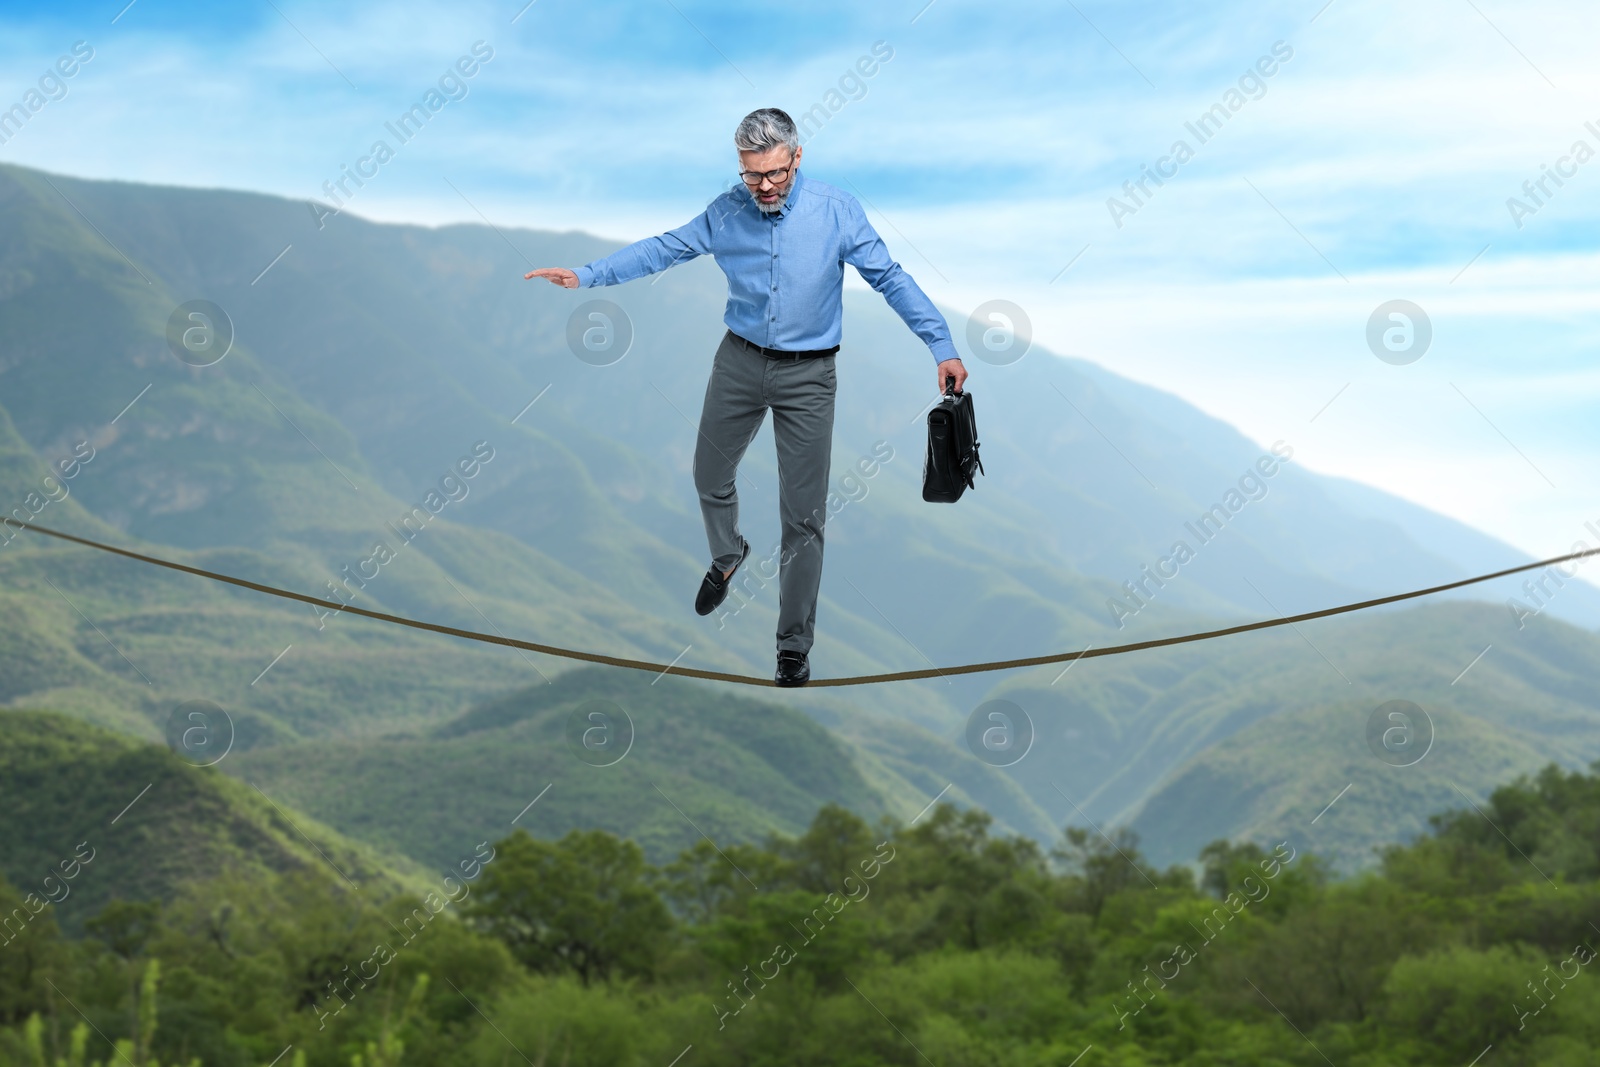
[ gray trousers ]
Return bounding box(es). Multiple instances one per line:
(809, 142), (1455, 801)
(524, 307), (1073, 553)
(694, 329), (836, 654)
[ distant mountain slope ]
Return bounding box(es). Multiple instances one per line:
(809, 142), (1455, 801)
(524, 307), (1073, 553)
(0, 519), (634, 743)
(3, 159), (1589, 738)
(1314, 470), (1598, 605)
(3, 160), (1598, 876)
(979, 600), (1600, 869)
(224, 666), (1056, 866)
(1125, 698), (1557, 871)
(0, 159), (1111, 736)
(0, 709), (426, 933)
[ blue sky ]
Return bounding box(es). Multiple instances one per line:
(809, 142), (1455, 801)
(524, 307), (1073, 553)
(2, 0), (1597, 566)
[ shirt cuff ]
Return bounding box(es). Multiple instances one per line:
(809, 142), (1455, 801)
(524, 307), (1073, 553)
(573, 265), (597, 288)
(930, 339), (961, 364)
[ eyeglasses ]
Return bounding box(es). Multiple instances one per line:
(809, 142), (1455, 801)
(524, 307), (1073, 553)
(738, 158), (795, 186)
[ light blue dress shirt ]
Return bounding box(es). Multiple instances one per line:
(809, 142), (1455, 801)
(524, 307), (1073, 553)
(573, 169), (959, 364)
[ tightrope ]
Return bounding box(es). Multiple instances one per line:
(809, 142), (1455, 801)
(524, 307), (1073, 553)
(4, 516), (1593, 688)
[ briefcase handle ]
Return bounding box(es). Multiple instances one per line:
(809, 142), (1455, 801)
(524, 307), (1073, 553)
(943, 374), (962, 399)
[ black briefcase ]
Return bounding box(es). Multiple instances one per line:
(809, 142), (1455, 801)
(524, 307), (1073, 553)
(922, 375), (985, 503)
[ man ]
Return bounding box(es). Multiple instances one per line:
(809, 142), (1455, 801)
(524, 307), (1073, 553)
(527, 107), (965, 687)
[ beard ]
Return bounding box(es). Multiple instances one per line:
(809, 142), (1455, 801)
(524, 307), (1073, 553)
(751, 173), (795, 213)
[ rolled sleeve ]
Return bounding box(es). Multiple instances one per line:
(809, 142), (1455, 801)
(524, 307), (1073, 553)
(840, 196), (958, 364)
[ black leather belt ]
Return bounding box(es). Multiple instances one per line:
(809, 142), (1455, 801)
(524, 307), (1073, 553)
(729, 330), (839, 360)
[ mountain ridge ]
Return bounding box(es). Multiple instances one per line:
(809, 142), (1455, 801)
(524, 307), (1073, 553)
(3, 159), (1598, 874)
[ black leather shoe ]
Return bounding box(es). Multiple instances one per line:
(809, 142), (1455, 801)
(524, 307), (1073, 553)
(695, 537), (750, 616)
(775, 649), (810, 688)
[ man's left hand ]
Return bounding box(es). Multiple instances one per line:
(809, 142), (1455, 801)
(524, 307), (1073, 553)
(936, 358), (967, 395)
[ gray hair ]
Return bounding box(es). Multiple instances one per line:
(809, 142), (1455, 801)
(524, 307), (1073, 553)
(734, 108), (799, 154)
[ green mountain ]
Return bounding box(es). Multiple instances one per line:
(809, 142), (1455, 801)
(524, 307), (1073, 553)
(982, 599), (1600, 868)
(2, 159), (1598, 875)
(0, 709), (427, 934)
(225, 665), (1059, 868)
(1127, 697), (1553, 871)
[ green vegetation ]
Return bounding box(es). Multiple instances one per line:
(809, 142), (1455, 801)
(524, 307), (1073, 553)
(997, 599), (1600, 870)
(4, 701), (1599, 1066)
(225, 665), (962, 867)
(0, 711), (434, 935)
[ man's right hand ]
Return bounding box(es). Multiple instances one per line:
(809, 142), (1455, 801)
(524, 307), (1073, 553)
(525, 267), (579, 288)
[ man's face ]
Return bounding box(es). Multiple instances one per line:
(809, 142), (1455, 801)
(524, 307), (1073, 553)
(739, 143), (801, 212)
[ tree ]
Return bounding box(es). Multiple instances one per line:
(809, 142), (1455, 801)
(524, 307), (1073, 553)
(1425, 761), (1600, 883)
(0, 873), (64, 1027)
(1205, 876), (1436, 1029)
(775, 804), (875, 895)
(86, 900), (162, 962)
(1197, 840), (1268, 900)
(1381, 944), (1549, 1062)
(467, 829), (672, 985)
(661, 839), (790, 926)
(1053, 825), (1163, 920)
(890, 804), (1054, 951)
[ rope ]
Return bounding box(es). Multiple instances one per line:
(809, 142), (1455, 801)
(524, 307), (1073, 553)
(4, 516), (1593, 688)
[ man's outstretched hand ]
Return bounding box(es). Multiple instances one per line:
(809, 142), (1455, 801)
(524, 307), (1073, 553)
(525, 267), (579, 288)
(936, 357), (967, 395)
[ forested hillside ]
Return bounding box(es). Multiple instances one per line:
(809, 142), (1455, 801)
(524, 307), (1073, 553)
(3, 712), (1597, 1067)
